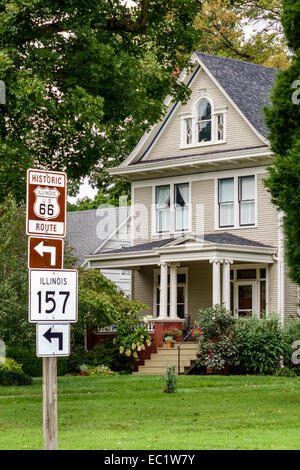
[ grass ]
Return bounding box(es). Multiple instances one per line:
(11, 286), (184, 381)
(0, 374), (300, 450)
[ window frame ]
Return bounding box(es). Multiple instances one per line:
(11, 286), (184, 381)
(180, 96), (227, 149)
(238, 175), (256, 227)
(215, 174), (257, 230)
(153, 182), (191, 235)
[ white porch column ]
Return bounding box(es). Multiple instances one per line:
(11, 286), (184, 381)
(210, 257), (222, 305)
(222, 259), (232, 311)
(159, 262), (168, 319)
(170, 263), (180, 320)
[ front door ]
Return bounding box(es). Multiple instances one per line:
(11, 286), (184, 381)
(235, 281), (256, 317)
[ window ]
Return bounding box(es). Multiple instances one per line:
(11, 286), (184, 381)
(181, 97), (226, 148)
(218, 178), (234, 228)
(239, 176), (255, 226)
(185, 118), (193, 145)
(175, 183), (189, 232)
(197, 99), (212, 143)
(217, 114), (224, 141)
(156, 185), (170, 233)
(217, 175), (256, 229)
(155, 182), (190, 234)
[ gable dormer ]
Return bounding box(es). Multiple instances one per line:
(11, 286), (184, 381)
(109, 52), (278, 181)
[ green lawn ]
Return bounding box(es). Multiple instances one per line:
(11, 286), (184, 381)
(0, 375), (299, 450)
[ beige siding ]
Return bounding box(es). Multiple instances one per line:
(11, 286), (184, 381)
(284, 265), (298, 321)
(186, 261), (212, 325)
(143, 68), (264, 162)
(132, 267), (153, 315)
(191, 174), (278, 247)
(133, 186), (152, 243)
(268, 263), (278, 314)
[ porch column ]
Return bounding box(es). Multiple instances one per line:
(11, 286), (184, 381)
(210, 257), (222, 305)
(159, 262), (168, 319)
(222, 259), (232, 311)
(170, 263), (180, 320)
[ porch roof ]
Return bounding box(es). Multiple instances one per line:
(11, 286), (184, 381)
(86, 233), (276, 269)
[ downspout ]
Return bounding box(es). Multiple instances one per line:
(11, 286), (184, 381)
(278, 211), (285, 327)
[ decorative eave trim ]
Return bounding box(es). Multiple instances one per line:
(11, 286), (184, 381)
(107, 148), (273, 177)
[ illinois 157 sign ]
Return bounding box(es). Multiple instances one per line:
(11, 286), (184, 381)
(26, 169), (67, 237)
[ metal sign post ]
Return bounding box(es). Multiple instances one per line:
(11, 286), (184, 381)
(26, 168), (77, 451)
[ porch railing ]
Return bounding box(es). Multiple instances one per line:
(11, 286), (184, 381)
(95, 320), (155, 334)
(177, 328), (198, 374)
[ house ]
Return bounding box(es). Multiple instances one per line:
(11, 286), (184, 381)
(82, 52), (299, 372)
(66, 206), (132, 297)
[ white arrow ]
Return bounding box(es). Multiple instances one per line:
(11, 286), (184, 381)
(34, 241), (56, 266)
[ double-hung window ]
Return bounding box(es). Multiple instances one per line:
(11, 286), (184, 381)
(239, 176), (255, 226)
(218, 175), (255, 228)
(218, 178), (234, 228)
(175, 183), (189, 232)
(156, 185), (170, 234)
(155, 182), (190, 234)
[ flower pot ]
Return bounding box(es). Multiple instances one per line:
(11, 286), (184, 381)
(80, 371), (87, 376)
(165, 341), (173, 349)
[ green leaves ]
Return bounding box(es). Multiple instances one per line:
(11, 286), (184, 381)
(0, 0), (203, 203)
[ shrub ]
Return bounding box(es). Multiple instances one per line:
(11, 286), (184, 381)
(196, 305), (239, 373)
(6, 346), (67, 376)
(162, 366), (177, 393)
(0, 357), (32, 386)
(233, 316), (285, 375)
(274, 367), (297, 377)
(282, 318), (300, 370)
(86, 365), (119, 376)
(0, 368), (32, 386)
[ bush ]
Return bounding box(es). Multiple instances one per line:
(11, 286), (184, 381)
(0, 368), (32, 386)
(6, 346), (68, 376)
(196, 305), (239, 373)
(234, 317), (285, 375)
(0, 357), (32, 385)
(274, 367), (297, 377)
(282, 318), (300, 371)
(86, 365), (119, 376)
(195, 307), (287, 375)
(86, 340), (131, 373)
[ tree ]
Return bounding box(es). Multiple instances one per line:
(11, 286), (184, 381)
(264, 0), (300, 284)
(0, 0), (204, 204)
(0, 196), (146, 349)
(195, 0), (290, 69)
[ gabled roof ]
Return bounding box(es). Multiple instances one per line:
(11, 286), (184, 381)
(66, 207), (130, 265)
(196, 52), (279, 139)
(112, 52), (278, 172)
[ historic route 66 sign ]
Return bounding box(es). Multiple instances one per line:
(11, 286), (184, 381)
(33, 187), (61, 220)
(26, 169), (66, 237)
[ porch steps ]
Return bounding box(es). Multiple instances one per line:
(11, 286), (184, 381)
(133, 342), (198, 375)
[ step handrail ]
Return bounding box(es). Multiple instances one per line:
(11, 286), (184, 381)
(177, 328), (197, 374)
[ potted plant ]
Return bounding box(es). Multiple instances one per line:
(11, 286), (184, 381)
(163, 327), (183, 348)
(79, 364), (88, 376)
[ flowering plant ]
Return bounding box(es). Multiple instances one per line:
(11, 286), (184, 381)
(113, 312), (152, 362)
(163, 327), (182, 342)
(86, 365), (119, 376)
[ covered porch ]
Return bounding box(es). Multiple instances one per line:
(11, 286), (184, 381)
(85, 233), (276, 349)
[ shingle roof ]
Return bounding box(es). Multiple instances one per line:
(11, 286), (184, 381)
(66, 207), (129, 265)
(102, 233), (269, 255)
(196, 52), (279, 138)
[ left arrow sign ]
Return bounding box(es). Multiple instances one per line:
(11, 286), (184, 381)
(28, 237), (64, 269)
(36, 323), (70, 357)
(34, 241), (56, 265)
(43, 327), (63, 350)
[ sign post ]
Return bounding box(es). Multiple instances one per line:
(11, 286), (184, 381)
(26, 168), (77, 451)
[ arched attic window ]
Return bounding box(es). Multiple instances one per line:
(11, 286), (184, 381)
(197, 99), (212, 143)
(181, 96), (226, 148)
